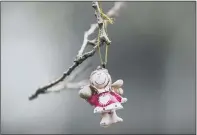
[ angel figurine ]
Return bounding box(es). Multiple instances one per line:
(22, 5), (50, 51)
(79, 66), (127, 127)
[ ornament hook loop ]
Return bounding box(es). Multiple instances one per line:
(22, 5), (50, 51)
(101, 62), (106, 68)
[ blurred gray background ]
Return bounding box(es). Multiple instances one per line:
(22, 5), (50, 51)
(1, 1), (195, 134)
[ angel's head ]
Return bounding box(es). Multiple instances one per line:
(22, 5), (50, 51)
(89, 66), (112, 92)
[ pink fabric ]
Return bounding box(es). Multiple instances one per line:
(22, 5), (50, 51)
(87, 91), (123, 107)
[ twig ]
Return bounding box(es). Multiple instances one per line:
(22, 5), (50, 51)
(29, 1), (125, 101)
(29, 47), (97, 100)
(46, 62), (92, 93)
(66, 61), (93, 82)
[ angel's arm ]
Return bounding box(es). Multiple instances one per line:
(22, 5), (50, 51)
(78, 85), (92, 99)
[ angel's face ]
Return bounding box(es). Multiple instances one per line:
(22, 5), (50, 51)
(90, 67), (112, 89)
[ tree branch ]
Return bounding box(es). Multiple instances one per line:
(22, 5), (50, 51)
(28, 1), (125, 101)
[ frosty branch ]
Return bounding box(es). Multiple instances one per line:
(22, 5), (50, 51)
(29, 1), (125, 101)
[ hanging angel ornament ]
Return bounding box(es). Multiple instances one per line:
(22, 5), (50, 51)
(79, 2), (128, 127)
(79, 66), (127, 127)
(28, 1), (127, 128)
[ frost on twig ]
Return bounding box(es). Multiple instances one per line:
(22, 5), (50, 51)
(47, 78), (89, 93)
(29, 1), (125, 100)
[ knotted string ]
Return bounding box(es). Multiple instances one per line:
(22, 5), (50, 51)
(96, 1), (113, 68)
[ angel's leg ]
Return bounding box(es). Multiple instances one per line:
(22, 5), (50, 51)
(100, 112), (112, 127)
(110, 110), (123, 123)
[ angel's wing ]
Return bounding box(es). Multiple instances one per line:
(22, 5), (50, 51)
(111, 79), (124, 95)
(111, 79), (123, 88)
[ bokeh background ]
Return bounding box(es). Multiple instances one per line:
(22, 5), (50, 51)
(1, 1), (196, 134)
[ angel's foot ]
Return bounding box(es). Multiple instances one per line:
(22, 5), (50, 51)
(100, 113), (112, 127)
(100, 122), (111, 128)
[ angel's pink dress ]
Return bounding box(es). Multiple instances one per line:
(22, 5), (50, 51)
(87, 91), (124, 113)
